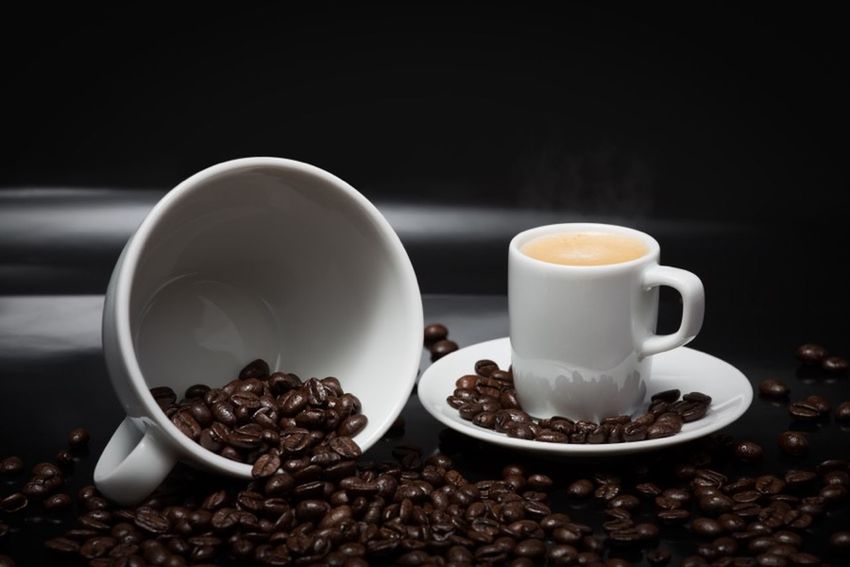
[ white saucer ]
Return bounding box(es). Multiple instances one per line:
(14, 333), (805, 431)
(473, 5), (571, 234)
(418, 337), (753, 456)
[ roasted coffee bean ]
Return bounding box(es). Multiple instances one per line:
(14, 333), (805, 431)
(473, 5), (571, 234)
(251, 452), (280, 478)
(609, 494), (640, 510)
(69, 427), (90, 449)
(651, 389), (680, 403)
(0, 456), (23, 475)
(329, 436), (362, 459)
(21, 476), (52, 499)
(836, 401), (850, 422)
(171, 411), (202, 441)
(796, 343), (827, 365)
(500, 390), (521, 409)
(458, 402), (483, 420)
(822, 355), (849, 373)
(734, 440), (764, 462)
(0, 492), (27, 512)
(788, 401), (820, 421)
(587, 425), (608, 443)
(31, 462), (60, 479)
(647, 422), (678, 439)
(699, 494), (734, 515)
(804, 394), (830, 414)
(150, 386), (177, 410)
(45, 537), (81, 553)
(337, 414), (368, 437)
(691, 517), (723, 537)
(44, 493), (71, 510)
(823, 470), (850, 488)
(475, 359), (499, 377)
(567, 479), (594, 498)
(758, 379), (789, 399)
(820, 484), (848, 504)
(622, 423), (647, 442)
(646, 547), (672, 566)
(717, 513), (746, 531)
(831, 531), (850, 551)
(430, 340), (458, 361)
(684, 391), (712, 404)
(778, 431), (808, 456)
(681, 402), (709, 422)
(134, 507), (170, 534)
(472, 411), (497, 429)
(424, 323), (449, 345)
(755, 475), (785, 494)
(239, 358), (270, 379)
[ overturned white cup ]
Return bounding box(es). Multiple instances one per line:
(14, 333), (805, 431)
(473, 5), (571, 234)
(95, 157), (422, 504)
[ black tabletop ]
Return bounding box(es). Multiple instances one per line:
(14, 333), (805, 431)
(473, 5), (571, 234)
(1, 289), (849, 565)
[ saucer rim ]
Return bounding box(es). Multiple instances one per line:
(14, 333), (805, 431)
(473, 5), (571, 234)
(417, 337), (754, 455)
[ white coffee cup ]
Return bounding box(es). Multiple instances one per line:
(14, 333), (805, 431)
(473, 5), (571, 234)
(509, 223), (704, 422)
(95, 157), (423, 504)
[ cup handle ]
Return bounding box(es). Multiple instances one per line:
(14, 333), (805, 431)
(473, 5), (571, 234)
(638, 265), (705, 359)
(94, 417), (177, 505)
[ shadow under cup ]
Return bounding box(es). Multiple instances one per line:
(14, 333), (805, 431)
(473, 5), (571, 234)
(122, 162), (421, 472)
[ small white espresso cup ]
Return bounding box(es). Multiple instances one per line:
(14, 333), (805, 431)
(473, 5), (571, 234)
(95, 157), (423, 504)
(509, 223), (704, 422)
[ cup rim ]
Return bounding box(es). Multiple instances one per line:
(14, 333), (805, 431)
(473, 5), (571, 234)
(509, 222), (661, 273)
(110, 157), (423, 478)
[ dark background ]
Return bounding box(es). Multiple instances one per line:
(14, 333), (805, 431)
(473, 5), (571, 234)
(2, 4), (850, 565)
(2, 3), (849, 333)
(2, 3), (848, 218)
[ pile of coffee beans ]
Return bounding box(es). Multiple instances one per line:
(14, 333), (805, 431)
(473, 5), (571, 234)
(152, 359), (368, 478)
(424, 323), (458, 362)
(446, 359), (711, 443)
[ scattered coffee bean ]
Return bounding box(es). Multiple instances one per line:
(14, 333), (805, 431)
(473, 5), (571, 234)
(0, 492), (27, 513)
(804, 394), (830, 414)
(758, 379), (789, 399)
(68, 427), (90, 449)
(778, 431), (809, 457)
(430, 339), (459, 361)
(734, 440), (764, 462)
(788, 402), (820, 421)
(831, 531), (850, 552)
(796, 343), (827, 365)
(55, 450), (74, 466)
(0, 456), (23, 475)
(647, 547), (672, 565)
(423, 323), (449, 346)
(567, 479), (594, 498)
(836, 401), (850, 422)
(44, 493), (71, 510)
(822, 355), (849, 373)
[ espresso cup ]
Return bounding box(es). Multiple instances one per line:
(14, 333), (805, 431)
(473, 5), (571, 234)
(509, 223), (704, 421)
(95, 157), (423, 504)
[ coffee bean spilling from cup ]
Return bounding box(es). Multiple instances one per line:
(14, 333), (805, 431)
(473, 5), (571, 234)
(151, 359), (368, 478)
(447, 359), (711, 443)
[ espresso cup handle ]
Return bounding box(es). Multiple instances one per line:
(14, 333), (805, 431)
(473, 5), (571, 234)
(94, 417), (177, 505)
(638, 265), (705, 359)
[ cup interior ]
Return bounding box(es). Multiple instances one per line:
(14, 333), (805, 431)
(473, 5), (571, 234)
(123, 159), (421, 467)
